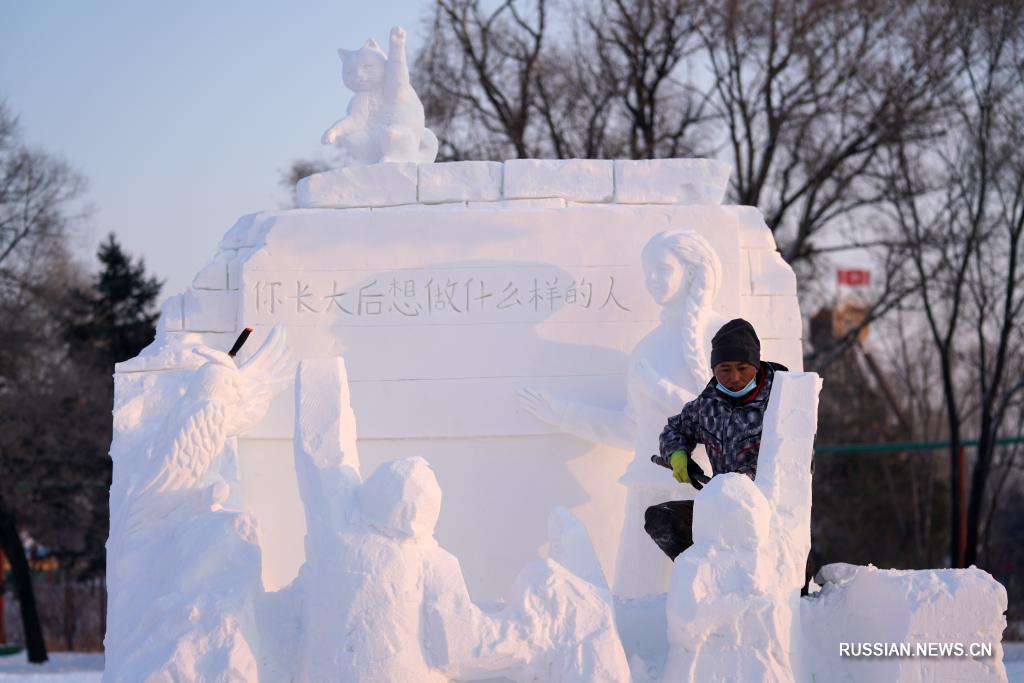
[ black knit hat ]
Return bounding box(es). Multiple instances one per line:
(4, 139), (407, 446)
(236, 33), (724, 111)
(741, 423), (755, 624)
(710, 318), (761, 369)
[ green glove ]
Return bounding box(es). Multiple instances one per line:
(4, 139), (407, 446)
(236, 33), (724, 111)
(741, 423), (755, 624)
(669, 449), (690, 484)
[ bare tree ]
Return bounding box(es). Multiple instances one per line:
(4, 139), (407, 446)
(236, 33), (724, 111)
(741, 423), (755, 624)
(702, 0), (955, 261)
(0, 101), (90, 663)
(414, 0), (710, 160)
(580, 0), (709, 158)
(417, 0), (552, 159)
(810, 311), (947, 570)
(0, 108), (84, 288)
(881, 0), (1024, 567)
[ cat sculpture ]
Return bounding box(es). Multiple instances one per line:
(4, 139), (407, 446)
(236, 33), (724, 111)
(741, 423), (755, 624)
(321, 26), (439, 165)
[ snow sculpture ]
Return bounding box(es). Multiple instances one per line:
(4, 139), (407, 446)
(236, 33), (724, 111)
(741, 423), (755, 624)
(108, 132), (1014, 680)
(296, 454), (630, 682)
(301, 455), (475, 682)
(755, 369), (820, 602)
(292, 357), (362, 549)
(210, 184), (759, 597)
(519, 230), (726, 598)
(504, 557), (630, 683)
(661, 371), (821, 683)
(282, 357), (631, 682)
(104, 327), (292, 683)
(663, 473), (793, 682)
(802, 563), (1009, 682)
(319, 26), (438, 166)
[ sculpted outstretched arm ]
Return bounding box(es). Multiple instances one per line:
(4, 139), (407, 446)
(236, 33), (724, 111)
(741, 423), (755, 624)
(561, 401), (635, 449)
(517, 387), (634, 450)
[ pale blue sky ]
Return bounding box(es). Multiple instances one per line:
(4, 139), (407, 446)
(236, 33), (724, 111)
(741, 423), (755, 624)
(1, 1), (428, 295)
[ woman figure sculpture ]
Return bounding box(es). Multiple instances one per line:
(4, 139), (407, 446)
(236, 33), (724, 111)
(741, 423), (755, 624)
(518, 230), (725, 598)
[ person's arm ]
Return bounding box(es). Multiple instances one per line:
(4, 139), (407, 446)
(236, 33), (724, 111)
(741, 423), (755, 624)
(658, 400), (699, 461)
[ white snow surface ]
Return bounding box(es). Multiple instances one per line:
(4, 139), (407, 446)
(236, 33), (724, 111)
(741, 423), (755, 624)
(0, 652), (103, 681)
(6, 646), (1020, 682)
(802, 562), (1009, 682)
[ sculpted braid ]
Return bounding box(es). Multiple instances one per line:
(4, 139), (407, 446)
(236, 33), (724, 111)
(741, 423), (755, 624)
(644, 231), (723, 394)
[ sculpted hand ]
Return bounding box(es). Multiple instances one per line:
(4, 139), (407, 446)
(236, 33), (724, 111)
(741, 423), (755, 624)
(517, 387), (568, 428)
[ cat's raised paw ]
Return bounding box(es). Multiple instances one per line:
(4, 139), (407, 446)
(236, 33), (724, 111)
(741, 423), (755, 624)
(390, 26), (406, 44)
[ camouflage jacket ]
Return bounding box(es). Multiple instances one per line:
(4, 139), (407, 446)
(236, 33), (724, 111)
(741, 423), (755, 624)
(658, 362), (787, 480)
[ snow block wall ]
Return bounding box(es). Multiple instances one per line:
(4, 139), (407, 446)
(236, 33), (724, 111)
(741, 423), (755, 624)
(120, 158), (804, 603)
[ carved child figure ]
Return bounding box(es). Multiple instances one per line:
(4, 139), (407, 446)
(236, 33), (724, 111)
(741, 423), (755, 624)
(321, 26), (439, 165)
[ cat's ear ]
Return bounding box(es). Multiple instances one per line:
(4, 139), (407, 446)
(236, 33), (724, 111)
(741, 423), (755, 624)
(363, 38), (387, 58)
(338, 48), (353, 62)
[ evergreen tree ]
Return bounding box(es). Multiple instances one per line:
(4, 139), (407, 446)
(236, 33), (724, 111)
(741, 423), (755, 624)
(67, 233), (163, 367)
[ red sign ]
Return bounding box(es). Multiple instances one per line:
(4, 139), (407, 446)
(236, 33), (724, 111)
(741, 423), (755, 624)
(837, 268), (870, 286)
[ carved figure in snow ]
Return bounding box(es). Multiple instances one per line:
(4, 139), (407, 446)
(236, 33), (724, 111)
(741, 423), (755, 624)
(321, 26), (439, 165)
(104, 327), (292, 683)
(297, 455), (629, 683)
(291, 359), (629, 682)
(662, 473), (795, 683)
(112, 326), (292, 540)
(299, 456), (514, 682)
(518, 230), (726, 598)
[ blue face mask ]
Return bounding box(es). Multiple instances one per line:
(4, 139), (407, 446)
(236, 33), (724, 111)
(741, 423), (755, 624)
(716, 376), (757, 398)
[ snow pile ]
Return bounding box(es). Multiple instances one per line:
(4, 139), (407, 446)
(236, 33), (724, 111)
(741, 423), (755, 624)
(662, 372), (821, 682)
(802, 562), (1009, 682)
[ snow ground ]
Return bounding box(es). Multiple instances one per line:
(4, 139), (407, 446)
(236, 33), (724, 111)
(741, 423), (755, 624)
(0, 644), (1019, 681)
(0, 652), (102, 682)
(1008, 642), (1024, 682)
